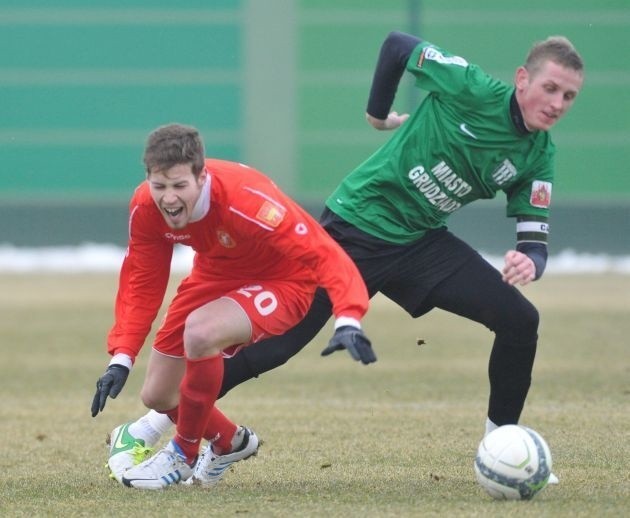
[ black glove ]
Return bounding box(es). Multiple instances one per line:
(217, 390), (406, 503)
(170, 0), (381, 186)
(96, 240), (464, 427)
(321, 326), (376, 365)
(90, 364), (130, 417)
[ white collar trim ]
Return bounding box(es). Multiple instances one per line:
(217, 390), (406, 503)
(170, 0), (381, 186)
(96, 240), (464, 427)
(190, 170), (211, 222)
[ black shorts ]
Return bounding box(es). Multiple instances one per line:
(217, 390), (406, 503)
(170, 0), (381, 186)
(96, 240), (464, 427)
(321, 207), (505, 319)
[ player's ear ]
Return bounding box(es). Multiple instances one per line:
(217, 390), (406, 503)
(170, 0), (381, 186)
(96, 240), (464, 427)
(514, 66), (529, 91)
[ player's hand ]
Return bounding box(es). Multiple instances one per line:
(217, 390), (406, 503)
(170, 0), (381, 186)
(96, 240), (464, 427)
(321, 326), (376, 365)
(91, 364), (130, 417)
(502, 250), (535, 286)
(366, 111), (409, 130)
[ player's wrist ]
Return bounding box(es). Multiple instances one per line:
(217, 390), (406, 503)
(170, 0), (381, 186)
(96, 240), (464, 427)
(334, 316), (361, 330)
(366, 113), (386, 129)
(109, 353), (133, 370)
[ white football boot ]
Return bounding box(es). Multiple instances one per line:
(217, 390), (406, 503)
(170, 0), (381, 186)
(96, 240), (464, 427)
(107, 422), (154, 483)
(188, 426), (259, 487)
(122, 440), (194, 490)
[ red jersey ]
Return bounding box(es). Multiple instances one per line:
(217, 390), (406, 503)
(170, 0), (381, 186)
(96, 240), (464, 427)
(107, 159), (369, 361)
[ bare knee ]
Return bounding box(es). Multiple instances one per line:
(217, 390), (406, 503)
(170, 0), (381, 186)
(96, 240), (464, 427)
(140, 385), (178, 411)
(139, 360), (183, 411)
(139, 387), (158, 410)
(183, 311), (223, 358)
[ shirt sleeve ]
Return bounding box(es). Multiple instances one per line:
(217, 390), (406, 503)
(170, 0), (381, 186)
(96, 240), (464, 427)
(505, 159), (555, 221)
(366, 31), (421, 119)
(106, 203), (173, 361)
(406, 40), (478, 96)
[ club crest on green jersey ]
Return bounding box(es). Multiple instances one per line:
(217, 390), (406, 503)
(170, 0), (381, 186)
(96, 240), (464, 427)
(530, 181), (552, 208)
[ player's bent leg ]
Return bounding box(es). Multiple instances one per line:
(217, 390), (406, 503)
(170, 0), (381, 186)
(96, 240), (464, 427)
(483, 282), (539, 425)
(108, 352), (184, 484)
(486, 302), (538, 426)
(426, 253), (539, 425)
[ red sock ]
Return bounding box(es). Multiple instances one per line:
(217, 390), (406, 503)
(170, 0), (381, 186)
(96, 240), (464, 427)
(203, 406), (238, 454)
(166, 402), (236, 452)
(174, 355), (224, 462)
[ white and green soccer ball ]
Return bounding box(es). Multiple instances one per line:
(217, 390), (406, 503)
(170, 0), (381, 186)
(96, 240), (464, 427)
(474, 424), (552, 500)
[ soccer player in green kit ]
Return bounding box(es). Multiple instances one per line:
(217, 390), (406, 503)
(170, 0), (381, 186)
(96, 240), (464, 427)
(98, 31), (584, 484)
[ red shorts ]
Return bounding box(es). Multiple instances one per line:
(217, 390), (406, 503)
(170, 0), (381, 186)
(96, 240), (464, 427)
(153, 276), (316, 358)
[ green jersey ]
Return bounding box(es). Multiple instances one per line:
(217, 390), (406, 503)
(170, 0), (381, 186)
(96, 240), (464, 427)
(326, 40), (555, 244)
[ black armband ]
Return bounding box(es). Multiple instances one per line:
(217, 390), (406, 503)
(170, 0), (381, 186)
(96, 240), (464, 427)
(366, 31), (421, 119)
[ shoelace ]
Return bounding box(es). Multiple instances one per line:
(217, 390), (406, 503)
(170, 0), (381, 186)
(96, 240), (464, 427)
(144, 448), (181, 469)
(131, 442), (154, 464)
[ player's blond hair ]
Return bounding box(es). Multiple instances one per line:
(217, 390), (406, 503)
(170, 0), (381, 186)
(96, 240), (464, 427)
(524, 36), (584, 76)
(143, 123), (205, 177)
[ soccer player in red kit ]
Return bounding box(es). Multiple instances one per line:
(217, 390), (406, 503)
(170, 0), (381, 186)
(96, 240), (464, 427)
(90, 123), (372, 489)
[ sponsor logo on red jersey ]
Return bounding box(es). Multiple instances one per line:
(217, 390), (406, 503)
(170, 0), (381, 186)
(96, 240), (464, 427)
(255, 201), (286, 228)
(164, 232), (191, 242)
(530, 181), (552, 208)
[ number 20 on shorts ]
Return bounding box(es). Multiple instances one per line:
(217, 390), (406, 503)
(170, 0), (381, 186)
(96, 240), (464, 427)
(236, 285), (278, 316)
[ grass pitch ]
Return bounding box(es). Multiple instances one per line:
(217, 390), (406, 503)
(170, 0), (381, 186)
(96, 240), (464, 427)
(0, 273), (628, 517)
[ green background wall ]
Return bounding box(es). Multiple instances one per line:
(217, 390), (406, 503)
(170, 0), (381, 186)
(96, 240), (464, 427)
(1, 0), (629, 252)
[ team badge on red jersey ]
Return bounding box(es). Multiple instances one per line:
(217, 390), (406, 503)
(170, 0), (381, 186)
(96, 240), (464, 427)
(216, 229), (236, 248)
(256, 200), (286, 228)
(530, 181), (552, 208)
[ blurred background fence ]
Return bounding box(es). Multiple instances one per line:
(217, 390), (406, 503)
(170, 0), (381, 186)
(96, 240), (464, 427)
(1, 0), (629, 253)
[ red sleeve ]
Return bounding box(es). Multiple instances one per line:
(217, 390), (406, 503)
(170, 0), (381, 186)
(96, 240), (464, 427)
(293, 215), (369, 321)
(230, 182), (369, 322)
(106, 202), (173, 361)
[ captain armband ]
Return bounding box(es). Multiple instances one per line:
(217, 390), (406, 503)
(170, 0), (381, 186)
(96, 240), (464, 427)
(516, 216), (549, 280)
(516, 216), (549, 245)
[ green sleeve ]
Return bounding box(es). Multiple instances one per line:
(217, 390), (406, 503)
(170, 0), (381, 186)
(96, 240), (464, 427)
(505, 161), (555, 219)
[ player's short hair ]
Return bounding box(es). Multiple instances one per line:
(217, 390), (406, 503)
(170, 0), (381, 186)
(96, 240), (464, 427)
(524, 36), (584, 76)
(143, 123), (205, 177)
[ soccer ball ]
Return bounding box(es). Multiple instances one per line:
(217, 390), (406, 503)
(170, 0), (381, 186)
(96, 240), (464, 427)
(474, 424), (552, 500)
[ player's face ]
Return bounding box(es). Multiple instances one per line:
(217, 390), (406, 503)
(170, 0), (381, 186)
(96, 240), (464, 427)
(147, 164), (206, 229)
(515, 60), (583, 131)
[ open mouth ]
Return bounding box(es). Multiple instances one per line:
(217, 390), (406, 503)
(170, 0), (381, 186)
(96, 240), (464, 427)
(164, 207), (184, 217)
